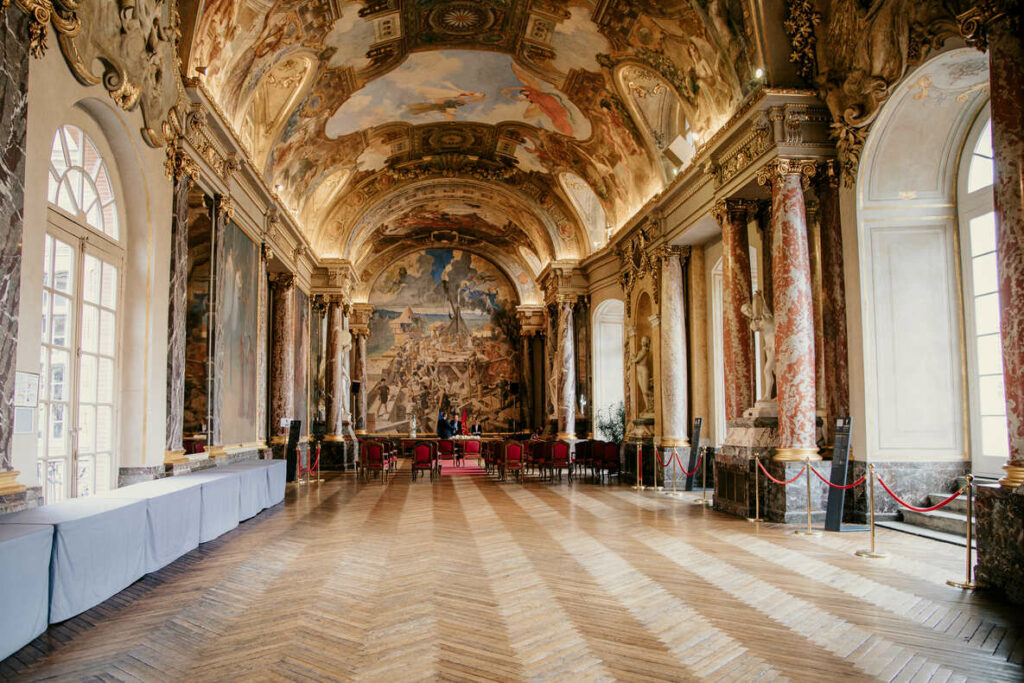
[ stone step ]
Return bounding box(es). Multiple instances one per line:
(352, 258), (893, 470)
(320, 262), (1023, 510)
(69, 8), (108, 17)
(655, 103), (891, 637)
(876, 520), (974, 548)
(926, 492), (971, 515)
(899, 508), (968, 535)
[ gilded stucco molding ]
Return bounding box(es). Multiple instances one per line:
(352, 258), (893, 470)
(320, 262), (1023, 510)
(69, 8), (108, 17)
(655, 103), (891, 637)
(957, 0), (1020, 51)
(784, 0), (963, 187)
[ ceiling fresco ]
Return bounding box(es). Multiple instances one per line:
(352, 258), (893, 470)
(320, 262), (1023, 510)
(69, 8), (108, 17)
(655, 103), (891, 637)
(186, 0), (760, 281)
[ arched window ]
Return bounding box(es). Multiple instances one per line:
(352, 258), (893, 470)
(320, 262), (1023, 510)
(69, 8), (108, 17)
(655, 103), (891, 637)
(958, 107), (1008, 476)
(47, 125), (120, 241)
(38, 124), (124, 503)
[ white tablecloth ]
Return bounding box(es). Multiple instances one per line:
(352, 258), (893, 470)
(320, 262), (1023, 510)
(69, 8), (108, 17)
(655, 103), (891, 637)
(267, 460), (286, 505)
(98, 477), (204, 573)
(0, 524), (52, 660)
(0, 497), (147, 623)
(218, 463), (270, 520)
(180, 470), (241, 542)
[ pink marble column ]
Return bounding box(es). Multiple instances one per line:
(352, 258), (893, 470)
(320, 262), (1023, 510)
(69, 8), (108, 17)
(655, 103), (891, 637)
(556, 298), (576, 440)
(269, 273), (295, 445)
(658, 247), (690, 448)
(714, 200), (757, 421)
(975, 11), (1024, 487)
(759, 159), (819, 461)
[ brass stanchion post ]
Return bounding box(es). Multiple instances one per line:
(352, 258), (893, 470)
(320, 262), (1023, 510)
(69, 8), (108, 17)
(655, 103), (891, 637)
(795, 457), (819, 536)
(693, 447), (713, 507)
(947, 474), (976, 589)
(856, 464), (886, 558)
(672, 449), (677, 496)
(633, 442), (645, 491)
(747, 459), (764, 522)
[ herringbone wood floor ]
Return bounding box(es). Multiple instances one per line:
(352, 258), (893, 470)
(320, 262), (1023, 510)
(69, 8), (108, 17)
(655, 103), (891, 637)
(3, 466), (1023, 682)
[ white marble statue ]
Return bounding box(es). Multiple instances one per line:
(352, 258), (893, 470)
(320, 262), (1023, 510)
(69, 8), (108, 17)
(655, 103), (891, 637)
(741, 290), (776, 403)
(633, 335), (654, 416)
(339, 328), (353, 421)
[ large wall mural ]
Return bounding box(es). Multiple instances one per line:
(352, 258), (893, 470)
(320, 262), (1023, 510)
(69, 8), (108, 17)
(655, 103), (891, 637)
(219, 222), (260, 445)
(366, 249), (519, 433)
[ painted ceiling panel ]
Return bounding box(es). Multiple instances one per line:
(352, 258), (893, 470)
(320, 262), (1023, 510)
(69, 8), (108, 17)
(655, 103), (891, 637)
(187, 0), (760, 278)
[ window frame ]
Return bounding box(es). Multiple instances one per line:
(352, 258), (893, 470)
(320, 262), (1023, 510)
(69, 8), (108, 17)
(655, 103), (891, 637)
(38, 122), (126, 502)
(956, 103), (1008, 477)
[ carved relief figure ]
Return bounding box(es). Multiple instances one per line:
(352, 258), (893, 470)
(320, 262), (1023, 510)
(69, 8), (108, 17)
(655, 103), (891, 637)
(741, 291), (776, 402)
(633, 335), (654, 416)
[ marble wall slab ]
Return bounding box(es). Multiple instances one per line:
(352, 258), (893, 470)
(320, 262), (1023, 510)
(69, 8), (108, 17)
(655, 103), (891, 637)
(0, 6), (29, 472)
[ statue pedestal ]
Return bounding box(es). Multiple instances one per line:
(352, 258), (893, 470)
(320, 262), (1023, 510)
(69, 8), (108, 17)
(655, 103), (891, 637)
(714, 417), (829, 523)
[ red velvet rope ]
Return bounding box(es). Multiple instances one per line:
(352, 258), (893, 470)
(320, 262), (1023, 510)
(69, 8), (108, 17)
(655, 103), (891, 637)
(756, 458), (807, 485)
(877, 477), (964, 512)
(311, 445), (321, 475)
(810, 466), (866, 490)
(655, 448), (672, 468)
(654, 448), (703, 477)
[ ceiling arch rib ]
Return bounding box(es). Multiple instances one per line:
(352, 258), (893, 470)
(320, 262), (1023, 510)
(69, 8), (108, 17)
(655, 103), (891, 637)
(187, 0), (763, 266)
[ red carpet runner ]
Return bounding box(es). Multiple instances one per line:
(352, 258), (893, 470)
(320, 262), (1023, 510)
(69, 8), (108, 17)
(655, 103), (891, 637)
(437, 458), (487, 477)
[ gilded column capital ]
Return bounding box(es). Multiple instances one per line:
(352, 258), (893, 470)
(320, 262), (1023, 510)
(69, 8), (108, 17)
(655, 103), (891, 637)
(957, 0), (1020, 51)
(164, 138), (199, 182)
(712, 199), (759, 228)
(756, 158), (819, 190)
(268, 271), (295, 290)
(215, 195), (235, 222)
(515, 305), (547, 336)
(349, 302), (374, 336)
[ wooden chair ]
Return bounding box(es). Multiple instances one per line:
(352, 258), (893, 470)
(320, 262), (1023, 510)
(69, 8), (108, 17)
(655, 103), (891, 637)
(502, 441), (525, 482)
(600, 442), (621, 482)
(550, 440), (572, 482)
(411, 441), (438, 482)
(462, 439), (481, 467)
(360, 440), (387, 484)
(437, 439), (456, 465)
(573, 440), (593, 480)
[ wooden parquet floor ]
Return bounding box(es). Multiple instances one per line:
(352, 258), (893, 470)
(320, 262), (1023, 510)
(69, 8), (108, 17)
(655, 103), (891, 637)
(3, 466), (1024, 682)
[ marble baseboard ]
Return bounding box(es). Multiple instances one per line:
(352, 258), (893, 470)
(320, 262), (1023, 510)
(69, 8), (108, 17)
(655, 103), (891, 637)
(0, 486), (41, 514)
(117, 466), (166, 487)
(975, 483), (1024, 605)
(842, 460), (969, 523)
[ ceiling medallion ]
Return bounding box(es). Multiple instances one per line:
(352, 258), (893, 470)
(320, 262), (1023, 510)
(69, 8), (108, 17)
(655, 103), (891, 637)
(428, 2), (494, 35)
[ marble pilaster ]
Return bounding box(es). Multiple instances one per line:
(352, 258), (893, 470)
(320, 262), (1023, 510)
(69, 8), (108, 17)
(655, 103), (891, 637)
(0, 5), (29, 482)
(206, 197), (229, 447)
(256, 245), (269, 442)
(817, 171), (850, 430)
(165, 175), (191, 460)
(556, 298), (576, 440)
(269, 273), (296, 446)
(987, 12), (1024, 487)
(520, 334), (532, 429)
(714, 200), (757, 421)
(758, 159), (820, 461)
(657, 247), (689, 449)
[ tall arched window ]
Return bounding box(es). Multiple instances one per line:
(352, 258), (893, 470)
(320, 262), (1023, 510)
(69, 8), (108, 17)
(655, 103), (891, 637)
(592, 299), (625, 440)
(39, 124), (123, 503)
(958, 107), (1008, 477)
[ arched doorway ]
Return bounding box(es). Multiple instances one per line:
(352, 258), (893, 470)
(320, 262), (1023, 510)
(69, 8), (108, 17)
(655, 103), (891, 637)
(592, 299), (625, 440)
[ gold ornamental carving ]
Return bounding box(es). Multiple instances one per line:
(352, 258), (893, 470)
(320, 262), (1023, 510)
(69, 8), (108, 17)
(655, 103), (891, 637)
(756, 158), (818, 190)
(216, 195), (235, 222)
(957, 0), (1019, 51)
(617, 227), (654, 311)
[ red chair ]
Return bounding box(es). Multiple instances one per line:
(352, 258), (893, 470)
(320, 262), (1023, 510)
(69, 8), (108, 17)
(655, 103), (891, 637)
(532, 440), (551, 479)
(360, 441), (387, 484)
(437, 439), (456, 465)
(600, 442), (620, 482)
(573, 440), (593, 480)
(550, 440), (572, 481)
(411, 441), (438, 482)
(462, 439), (482, 467)
(502, 441), (525, 482)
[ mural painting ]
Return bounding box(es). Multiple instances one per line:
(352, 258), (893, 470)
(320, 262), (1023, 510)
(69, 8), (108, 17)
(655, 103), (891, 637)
(183, 195), (213, 436)
(219, 222), (260, 445)
(367, 249), (519, 433)
(294, 288), (310, 436)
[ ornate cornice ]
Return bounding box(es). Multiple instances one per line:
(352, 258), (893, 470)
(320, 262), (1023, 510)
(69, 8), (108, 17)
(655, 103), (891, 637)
(756, 158), (819, 190)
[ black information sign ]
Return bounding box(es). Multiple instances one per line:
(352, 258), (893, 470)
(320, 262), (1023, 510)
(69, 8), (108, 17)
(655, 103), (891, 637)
(684, 417), (703, 491)
(825, 417), (865, 531)
(285, 419), (302, 482)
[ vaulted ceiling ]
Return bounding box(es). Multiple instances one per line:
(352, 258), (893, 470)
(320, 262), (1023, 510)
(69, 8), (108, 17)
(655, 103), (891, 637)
(182, 0), (761, 286)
